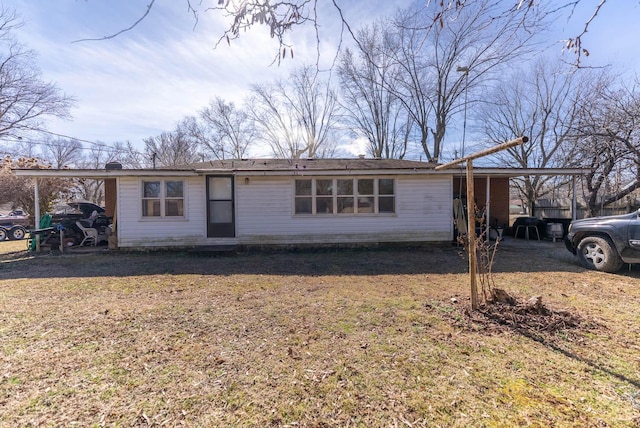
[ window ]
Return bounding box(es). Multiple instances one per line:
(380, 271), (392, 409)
(357, 179), (374, 213)
(165, 181), (184, 216)
(142, 180), (184, 218)
(294, 178), (395, 215)
(294, 180), (312, 214)
(316, 179), (333, 214)
(142, 181), (161, 217)
(337, 179), (354, 213)
(378, 179), (395, 213)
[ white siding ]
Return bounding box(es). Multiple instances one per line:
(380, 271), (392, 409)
(116, 174), (453, 248)
(235, 175), (452, 245)
(117, 176), (209, 248)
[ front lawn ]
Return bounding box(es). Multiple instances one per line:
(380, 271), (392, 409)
(0, 240), (639, 426)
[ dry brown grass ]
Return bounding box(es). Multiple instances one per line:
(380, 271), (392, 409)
(0, 238), (639, 427)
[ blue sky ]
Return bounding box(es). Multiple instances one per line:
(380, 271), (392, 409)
(7, 0), (640, 154)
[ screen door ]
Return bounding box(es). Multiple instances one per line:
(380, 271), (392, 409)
(207, 176), (235, 238)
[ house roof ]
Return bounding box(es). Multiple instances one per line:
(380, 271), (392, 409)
(13, 158), (441, 178)
(188, 158), (438, 172)
(12, 158), (590, 178)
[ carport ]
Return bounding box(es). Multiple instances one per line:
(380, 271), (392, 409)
(452, 167), (590, 237)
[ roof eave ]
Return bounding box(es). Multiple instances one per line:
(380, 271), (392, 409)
(12, 169), (199, 178)
(12, 166), (590, 179)
(194, 168), (441, 176)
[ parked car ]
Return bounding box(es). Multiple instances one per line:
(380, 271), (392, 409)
(0, 210), (31, 241)
(0, 212), (29, 225)
(564, 210), (640, 272)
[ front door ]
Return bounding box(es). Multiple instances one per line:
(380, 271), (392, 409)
(207, 176), (235, 238)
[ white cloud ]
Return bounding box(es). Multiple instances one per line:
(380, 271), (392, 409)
(16, 0), (348, 146)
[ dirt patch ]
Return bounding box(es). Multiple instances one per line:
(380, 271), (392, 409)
(430, 292), (599, 345)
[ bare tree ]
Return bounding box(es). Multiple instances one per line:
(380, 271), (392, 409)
(197, 98), (255, 160)
(249, 66), (339, 158)
(210, 0), (611, 64)
(7, 137), (39, 158)
(112, 141), (148, 168)
(481, 56), (586, 214)
(0, 156), (71, 219)
(337, 22), (411, 159)
(570, 74), (640, 216)
(143, 127), (202, 167)
(72, 144), (122, 204)
(212, 0), (313, 64)
(40, 137), (83, 168)
(0, 8), (72, 140)
(390, 0), (546, 163)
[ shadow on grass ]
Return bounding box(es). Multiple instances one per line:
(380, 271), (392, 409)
(438, 300), (640, 401)
(523, 330), (640, 391)
(2, 238), (639, 280)
(484, 302), (640, 392)
(508, 316), (640, 404)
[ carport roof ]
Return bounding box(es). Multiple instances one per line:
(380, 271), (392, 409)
(466, 167), (591, 178)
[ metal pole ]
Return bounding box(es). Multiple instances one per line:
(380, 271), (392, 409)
(462, 72), (468, 158)
(572, 175), (577, 220)
(34, 178), (41, 252)
(34, 178), (40, 227)
(466, 160), (478, 310)
(485, 175), (491, 231)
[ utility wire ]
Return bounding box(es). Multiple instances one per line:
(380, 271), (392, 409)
(2, 128), (148, 157)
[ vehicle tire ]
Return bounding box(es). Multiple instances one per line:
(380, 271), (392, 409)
(576, 236), (624, 273)
(0, 227), (6, 241)
(9, 226), (26, 240)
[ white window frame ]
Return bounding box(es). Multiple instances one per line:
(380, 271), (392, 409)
(293, 177), (395, 216)
(140, 179), (186, 219)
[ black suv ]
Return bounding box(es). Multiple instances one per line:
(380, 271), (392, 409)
(565, 210), (640, 272)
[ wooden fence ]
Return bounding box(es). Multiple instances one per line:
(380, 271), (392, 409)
(534, 198), (639, 220)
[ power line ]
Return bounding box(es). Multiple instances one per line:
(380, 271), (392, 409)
(3, 129), (148, 157)
(33, 129), (147, 156)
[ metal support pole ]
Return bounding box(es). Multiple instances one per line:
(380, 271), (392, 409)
(466, 160), (478, 310)
(485, 175), (491, 231)
(572, 175), (577, 220)
(34, 178), (40, 227)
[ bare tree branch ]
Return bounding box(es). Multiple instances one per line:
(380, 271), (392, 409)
(0, 10), (73, 141)
(562, 0), (608, 65)
(71, 0), (157, 43)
